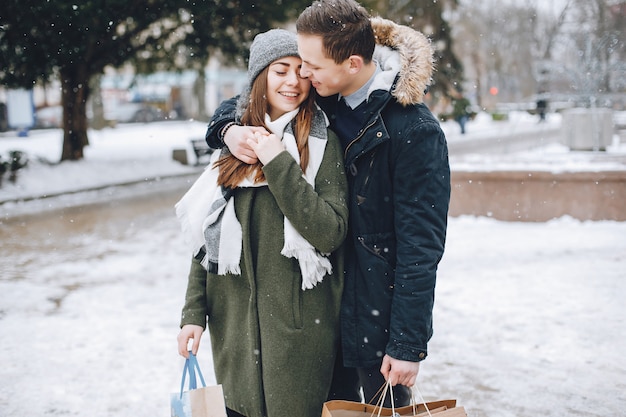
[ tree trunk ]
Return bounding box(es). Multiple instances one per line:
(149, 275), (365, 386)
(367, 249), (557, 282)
(60, 67), (91, 161)
(89, 74), (107, 130)
(194, 69), (207, 120)
(471, 50), (483, 109)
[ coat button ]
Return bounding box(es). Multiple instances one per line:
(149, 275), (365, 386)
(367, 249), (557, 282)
(419, 352), (426, 359)
(376, 131), (383, 138)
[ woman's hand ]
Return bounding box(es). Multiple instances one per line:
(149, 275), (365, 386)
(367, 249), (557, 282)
(224, 125), (268, 164)
(247, 132), (285, 166)
(177, 324), (204, 358)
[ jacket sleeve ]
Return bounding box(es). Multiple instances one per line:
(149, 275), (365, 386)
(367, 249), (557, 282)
(180, 257), (209, 329)
(262, 130), (349, 253)
(205, 96), (239, 149)
(386, 119), (450, 362)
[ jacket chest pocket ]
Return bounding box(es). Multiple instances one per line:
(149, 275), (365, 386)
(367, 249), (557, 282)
(350, 154), (394, 234)
(350, 151), (378, 206)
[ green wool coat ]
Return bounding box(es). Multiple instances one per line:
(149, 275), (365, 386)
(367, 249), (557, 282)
(181, 133), (348, 417)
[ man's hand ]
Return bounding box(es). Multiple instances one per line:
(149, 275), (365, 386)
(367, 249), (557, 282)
(224, 125), (268, 164)
(247, 132), (285, 165)
(380, 354), (420, 387)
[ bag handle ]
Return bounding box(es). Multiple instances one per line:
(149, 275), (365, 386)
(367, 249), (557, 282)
(371, 381), (433, 417)
(179, 351), (207, 399)
(412, 385), (433, 417)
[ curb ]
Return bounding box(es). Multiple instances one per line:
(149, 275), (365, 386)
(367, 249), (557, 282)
(0, 171), (202, 206)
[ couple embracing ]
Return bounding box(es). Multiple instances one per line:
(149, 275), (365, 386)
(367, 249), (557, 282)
(176, 1), (450, 416)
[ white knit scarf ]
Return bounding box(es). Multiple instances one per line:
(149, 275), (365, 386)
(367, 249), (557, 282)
(175, 107), (331, 290)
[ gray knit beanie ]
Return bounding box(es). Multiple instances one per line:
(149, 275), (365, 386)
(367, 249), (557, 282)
(236, 29), (300, 119)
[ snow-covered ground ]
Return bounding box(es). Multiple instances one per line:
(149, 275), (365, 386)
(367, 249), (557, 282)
(0, 114), (625, 416)
(0, 120), (207, 205)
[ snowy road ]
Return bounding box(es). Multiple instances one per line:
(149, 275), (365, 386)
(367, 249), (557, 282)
(1, 180), (186, 282)
(447, 125), (560, 155)
(0, 178), (196, 416)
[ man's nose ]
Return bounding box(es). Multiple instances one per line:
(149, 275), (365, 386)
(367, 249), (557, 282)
(300, 64), (311, 78)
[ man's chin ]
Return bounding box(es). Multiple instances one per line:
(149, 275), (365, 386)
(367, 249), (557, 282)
(313, 87), (332, 97)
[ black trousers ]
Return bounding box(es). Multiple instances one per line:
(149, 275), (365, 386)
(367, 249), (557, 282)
(226, 408), (246, 417)
(327, 349), (412, 408)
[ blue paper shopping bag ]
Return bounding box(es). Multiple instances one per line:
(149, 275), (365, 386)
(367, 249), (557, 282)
(171, 352), (227, 417)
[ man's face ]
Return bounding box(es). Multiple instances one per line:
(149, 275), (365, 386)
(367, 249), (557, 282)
(297, 34), (352, 97)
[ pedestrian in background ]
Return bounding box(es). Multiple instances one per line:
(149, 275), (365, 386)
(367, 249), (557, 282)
(452, 95), (472, 134)
(536, 96), (548, 122)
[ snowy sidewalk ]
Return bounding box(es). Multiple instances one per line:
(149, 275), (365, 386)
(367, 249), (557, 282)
(0, 121), (206, 206)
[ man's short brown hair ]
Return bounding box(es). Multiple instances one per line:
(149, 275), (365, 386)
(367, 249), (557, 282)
(296, 0), (375, 65)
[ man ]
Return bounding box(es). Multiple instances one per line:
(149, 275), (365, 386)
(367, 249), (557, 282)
(205, 0), (450, 406)
(452, 95), (471, 134)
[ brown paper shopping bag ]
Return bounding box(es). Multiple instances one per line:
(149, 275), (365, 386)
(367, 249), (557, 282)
(321, 399), (465, 417)
(321, 382), (467, 417)
(171, 352), (227, 417)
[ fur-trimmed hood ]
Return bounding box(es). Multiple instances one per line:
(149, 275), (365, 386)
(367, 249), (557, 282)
(369, 17), (434, 106)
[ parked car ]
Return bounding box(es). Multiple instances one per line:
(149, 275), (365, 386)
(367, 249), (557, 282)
(130, 105), (165, 123)
(35, 105), (63, 128)
(106, 102), (165, 124)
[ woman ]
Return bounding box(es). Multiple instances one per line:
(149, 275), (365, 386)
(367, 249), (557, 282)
(175, 29), (348, 417)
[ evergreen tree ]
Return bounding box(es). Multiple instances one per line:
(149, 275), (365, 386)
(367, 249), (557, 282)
(0, 0), (309, 161)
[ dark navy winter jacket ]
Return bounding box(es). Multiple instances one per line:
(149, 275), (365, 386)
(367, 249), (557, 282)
(205, 19), (450, 367)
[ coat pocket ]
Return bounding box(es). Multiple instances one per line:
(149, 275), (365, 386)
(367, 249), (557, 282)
(292, 272), (304, 329)
(356, 232), (396, 268)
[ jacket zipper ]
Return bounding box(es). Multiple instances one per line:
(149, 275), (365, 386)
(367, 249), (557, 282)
(344, 117), (379, 160)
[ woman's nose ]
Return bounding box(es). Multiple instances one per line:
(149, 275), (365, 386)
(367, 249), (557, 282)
(286, 70), (300, 84)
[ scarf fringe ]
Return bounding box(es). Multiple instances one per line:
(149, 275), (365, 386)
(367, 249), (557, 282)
(281, 243), (332, 290)
(197, 252), (242, 276)
(219, 263), (242, 276)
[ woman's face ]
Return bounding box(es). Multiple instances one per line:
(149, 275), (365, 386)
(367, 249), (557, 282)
(266, 56), (311, 121)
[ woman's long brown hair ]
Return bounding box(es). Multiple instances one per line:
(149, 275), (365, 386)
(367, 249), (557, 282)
(214, 66), (316, 189)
